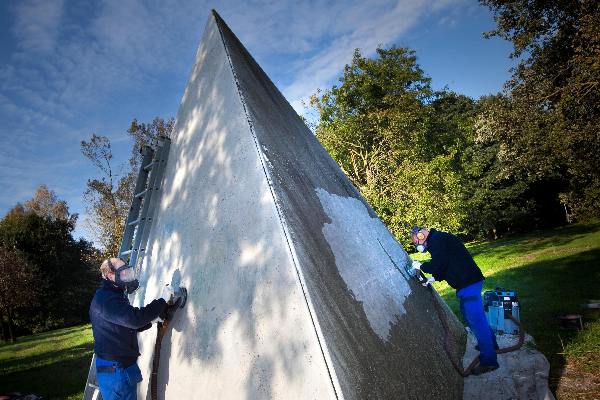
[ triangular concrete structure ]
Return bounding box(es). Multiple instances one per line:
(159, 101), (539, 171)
(133, 10), (465, 399)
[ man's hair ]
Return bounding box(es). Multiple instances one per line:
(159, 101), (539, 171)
(100, 258), (124, 278)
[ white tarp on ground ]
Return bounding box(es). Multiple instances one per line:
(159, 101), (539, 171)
(463, 330), (555, 400)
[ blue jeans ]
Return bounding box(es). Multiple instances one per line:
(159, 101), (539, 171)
(457, 281), (499, 366)
(96, 357), (141, 400)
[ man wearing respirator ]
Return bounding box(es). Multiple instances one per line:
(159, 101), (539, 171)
(410, 226), (499, 376)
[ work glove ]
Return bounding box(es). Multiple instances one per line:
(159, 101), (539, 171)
(409, 260), (422, 277)
(422, 276), (435, 287)
(161, 284), (175, 303)
(158, 296), (182, 323)
(161, 284), (183, 305)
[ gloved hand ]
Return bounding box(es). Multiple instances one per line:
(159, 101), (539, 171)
(409, 260), (422, 277)
(161, 284), (175, 304)
(422, 276), (435, 287)
(161, 284), (183, 306)
(158, 296), (182, 323)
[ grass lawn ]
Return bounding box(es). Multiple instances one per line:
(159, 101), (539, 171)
(0, 324), (93, 400)
(413, 221), (600, 399)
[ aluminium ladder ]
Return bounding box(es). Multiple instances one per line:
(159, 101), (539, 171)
(82, 137), (171, 400)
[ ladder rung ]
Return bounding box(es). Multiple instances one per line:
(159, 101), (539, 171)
(120, 249), (134, 256)
(128, 218), (140, 226)
(143, 162), (154, 171)
(134, 189), (148, 198)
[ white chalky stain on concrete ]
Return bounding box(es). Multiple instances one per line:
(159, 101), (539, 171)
(316, 188), (412, 341)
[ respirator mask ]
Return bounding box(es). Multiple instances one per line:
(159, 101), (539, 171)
(107, 258), (139, 294)
(411, 226), (428, 253)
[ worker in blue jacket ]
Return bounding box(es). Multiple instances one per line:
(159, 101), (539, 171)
(410, 226), (500, 375)
(89, 258), (178, 400)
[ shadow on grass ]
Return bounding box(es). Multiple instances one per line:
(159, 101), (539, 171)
(468, 222), (600, 259)
(0, 347), (93, 400)
(438, 248), (600, 394)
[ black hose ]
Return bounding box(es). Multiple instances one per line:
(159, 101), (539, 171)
(150, 296), (183, 400)
(151, 320), (169, 400)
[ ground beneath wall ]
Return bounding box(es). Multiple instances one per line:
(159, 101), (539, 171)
(463, 330), (554, 400)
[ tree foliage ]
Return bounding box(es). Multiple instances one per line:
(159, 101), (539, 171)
(81, 117), (174, 256)
(23, 185), (78, 225)
(312, 0), (599, 243)
(482, 0), (600, 219)
(311, 47), (474, 245)
(0, 188), (99, 337)
(0, 245), (40, 341)
(81, 134), (133, 257)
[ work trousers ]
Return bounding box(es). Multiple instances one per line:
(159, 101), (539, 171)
(96, 356), (141, 400)
(456, 280), (499, 366)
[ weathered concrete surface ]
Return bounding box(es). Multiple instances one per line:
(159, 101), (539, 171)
(463, 331), (555, 400)
(132, 10), (466, 399)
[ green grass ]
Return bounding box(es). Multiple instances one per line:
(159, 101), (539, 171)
(0, 324), (93, 400)
(412, 221), (600, 391)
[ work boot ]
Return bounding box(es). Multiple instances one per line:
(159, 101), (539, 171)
(471, 363), (499, 376)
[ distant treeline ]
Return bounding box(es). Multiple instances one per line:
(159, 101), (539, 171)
(310, 0), (600, 247)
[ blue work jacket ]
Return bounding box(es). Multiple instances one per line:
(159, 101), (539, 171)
(89, 279), (167, 366)
(420, 229), (485, 291)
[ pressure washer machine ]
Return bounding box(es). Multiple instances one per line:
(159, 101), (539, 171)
(484, 287), (521, 334)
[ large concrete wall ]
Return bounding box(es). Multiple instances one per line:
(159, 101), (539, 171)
(132, 10), (465, 399)
(132, 16), (335, 400)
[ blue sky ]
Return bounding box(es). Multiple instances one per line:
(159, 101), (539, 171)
(0, 0), (515, 244)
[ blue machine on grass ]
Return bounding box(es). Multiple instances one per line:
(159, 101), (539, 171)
(483, 287), (521, 334)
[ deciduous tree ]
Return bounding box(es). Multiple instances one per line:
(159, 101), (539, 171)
(0, 245), (40, 341)
(481, 0), (600, 219)
(311, 47), (474, 245)
(0, 190), (98, 333)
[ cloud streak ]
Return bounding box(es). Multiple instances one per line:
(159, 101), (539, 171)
(11, 0), (65, 53)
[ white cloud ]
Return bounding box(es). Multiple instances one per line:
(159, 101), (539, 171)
(11, 0), (65, 53)
(270, 0), (462, 112)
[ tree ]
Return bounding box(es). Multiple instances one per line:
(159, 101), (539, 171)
(0, 195), (98, 332)
(481, 0), (600, 219)
(81, 117), (174, 256)
(127, 117), (174, 170)
(23, 184), (78, 225)
(311, 47), (475, 245)
(0, 245), (40, 341)
(81, 134), (133, 257)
